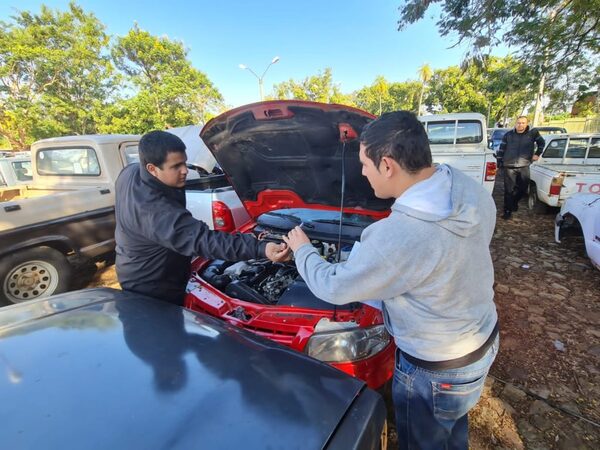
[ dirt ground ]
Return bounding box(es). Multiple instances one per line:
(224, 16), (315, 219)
(81, 174), (600, 449)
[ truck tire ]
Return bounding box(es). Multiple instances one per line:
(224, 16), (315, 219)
(0, 247), (72, 305)
(528, 184), (547, 213)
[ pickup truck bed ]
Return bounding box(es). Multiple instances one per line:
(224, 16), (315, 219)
(529, 163), (600, 210)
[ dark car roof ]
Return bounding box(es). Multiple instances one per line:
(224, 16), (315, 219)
(0, 288), (366, 449)
(491, 128), (509, 140)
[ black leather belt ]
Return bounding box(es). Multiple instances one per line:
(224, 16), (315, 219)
(398, 321), (499, 371)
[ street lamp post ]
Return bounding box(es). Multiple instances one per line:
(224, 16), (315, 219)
(239, 56), (280, 101)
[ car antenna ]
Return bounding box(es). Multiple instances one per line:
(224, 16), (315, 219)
(336, 134), (347, 264)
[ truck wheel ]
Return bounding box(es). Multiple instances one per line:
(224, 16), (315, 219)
(0, 247), (72, 305)
(528, 185), (547, 213)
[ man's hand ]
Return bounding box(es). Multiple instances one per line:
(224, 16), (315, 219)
(282, 226), (311, 252)
(265, 242), (291, 262)
(532, 155), (540, 161)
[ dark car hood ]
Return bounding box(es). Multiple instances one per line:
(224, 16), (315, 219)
(0, 288), (366, 449)
(201, 100), (393, 218)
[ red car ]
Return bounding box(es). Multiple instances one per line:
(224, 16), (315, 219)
(185, 101), (394, 388)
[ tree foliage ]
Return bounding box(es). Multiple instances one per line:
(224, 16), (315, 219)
(0, 2), (115, 148)
(0, 3), (223, 148)
(102, 25), (223, 133)
(398, 0), (599, 69)
(271, 68), (354, 105)
(354, 76), (420, 115)
(398, 0), (600, 121)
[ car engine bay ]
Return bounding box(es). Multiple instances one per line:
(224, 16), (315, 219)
(199, 208), (375, 310)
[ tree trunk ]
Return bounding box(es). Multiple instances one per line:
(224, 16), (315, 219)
(503, 93), (510, 127)
(532, 70), (546, 126)
(418, 85), (424, 115)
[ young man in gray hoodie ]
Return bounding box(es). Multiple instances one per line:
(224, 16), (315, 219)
(283, 111), (499, 450)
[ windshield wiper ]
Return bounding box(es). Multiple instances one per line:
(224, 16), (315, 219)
(263, 212), (302, 223)
(311, 219), (365, 227)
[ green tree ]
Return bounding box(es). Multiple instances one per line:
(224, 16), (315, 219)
(417, 64), (432, 115)
(466, 55), (536, 125)
(0, 2), (115, 148)
(398, 0), (600, 125)
(271, 68), (354, 105)
(102, 24), (223, 133)
(354, 77), (420, 115)
(424, 66), (488, 114)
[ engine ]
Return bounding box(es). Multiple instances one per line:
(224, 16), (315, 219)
(199, 208), (370, 308)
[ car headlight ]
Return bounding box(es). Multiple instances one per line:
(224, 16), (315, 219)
(305, 325), (391, 363)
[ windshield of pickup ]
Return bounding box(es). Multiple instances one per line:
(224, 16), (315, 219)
(37, 147), (100, 176)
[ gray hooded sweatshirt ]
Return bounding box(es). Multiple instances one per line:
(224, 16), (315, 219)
(294, 165), (498, 361)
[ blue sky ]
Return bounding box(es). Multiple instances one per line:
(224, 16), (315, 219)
(0, 1), (507, 107)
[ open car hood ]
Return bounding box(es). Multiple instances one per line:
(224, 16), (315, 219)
(200, 101), (393, 218)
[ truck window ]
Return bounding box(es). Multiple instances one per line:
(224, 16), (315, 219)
(566, 138), (588, 158)
(123, 144), (140, 165)
(0, 169), (6, 186)
(426, 122), (455, 144)
(37, 147), (101, 176)
(543, 139), (567, 158)
(456, 121), (483, 144)
(426, 120), (482, 145)
(589, 138), (600, 159)
(11, 161), (32, 182)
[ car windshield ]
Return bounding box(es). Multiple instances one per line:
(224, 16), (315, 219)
(261, 208), (375, 227)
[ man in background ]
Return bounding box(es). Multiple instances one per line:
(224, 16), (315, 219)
(497, 116), (545, 220)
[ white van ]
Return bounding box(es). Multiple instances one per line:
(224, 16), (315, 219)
(419, 113), (496, 193)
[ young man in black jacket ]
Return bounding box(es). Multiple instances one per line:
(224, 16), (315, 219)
(115, 130), (289, 306)
(497, 116), (545, 219)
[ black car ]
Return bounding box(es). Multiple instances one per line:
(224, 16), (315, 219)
(488, 127), (509, 155)
(0, 288), (387, 449)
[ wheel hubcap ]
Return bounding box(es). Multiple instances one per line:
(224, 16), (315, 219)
(3, 260), (59, 303)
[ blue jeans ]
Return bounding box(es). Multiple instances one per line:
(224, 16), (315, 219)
(392, 335), (499, 450)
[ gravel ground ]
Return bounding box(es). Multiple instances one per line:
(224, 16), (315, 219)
(82, 173), (600, 449)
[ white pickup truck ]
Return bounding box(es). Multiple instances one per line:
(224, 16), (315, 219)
(419, 112), (497, 193)
(0, 133), (247, 305)
(529, 133), (600, 211)
(0, 155), (32, 188)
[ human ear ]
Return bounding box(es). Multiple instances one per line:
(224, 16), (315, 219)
(146, 163), (158, 177)
(381, 157), (395, 178)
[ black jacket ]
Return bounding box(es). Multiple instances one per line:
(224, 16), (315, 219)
(115, 163), (266, 305)
(497, 126), (545, 167)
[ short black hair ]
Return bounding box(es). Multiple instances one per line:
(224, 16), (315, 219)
(360, 111), (432, 174)
(139, 130), (186, 167)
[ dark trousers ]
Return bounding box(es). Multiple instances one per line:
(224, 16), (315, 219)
(503, 166), (530, 213)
